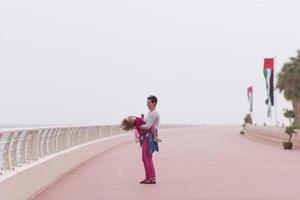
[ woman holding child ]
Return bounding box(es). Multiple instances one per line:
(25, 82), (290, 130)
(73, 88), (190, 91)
(121, 96), (160, 184)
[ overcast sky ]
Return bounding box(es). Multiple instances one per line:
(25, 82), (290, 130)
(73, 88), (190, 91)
(0, 0), (299, 127)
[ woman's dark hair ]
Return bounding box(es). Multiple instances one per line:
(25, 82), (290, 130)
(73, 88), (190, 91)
(147, 95), (158, 106)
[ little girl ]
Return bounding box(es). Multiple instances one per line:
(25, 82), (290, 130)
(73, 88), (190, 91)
(121, 116), (161, 144)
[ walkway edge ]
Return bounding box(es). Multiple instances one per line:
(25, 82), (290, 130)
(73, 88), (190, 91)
(0, 133), (133, 200)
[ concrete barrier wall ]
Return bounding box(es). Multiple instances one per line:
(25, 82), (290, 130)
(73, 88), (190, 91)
(244, 124), (300, 149)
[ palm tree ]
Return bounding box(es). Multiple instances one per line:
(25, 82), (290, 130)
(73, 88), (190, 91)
(277, 50), (300, 126)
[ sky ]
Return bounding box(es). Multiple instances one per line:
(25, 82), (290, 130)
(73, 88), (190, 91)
(0, 0), (299, 127)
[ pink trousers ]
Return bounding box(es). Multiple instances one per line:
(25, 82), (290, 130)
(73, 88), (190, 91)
(142, 138), (156, 179)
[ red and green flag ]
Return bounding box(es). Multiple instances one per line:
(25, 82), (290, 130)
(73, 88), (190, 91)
(263, 58), (274, 117)
(247, 86), (253, 112)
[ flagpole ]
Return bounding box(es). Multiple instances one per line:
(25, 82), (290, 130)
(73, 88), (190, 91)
(274, 56), (278, 126)
(251, 86), (254, 123)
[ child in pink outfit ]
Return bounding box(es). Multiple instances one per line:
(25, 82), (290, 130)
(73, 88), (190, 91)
(129, 116), (159, 143)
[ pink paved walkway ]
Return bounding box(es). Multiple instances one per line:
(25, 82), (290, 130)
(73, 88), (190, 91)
(34, 127), (300, 200)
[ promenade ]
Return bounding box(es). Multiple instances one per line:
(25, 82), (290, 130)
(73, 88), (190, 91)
(33, 127), (300, 200)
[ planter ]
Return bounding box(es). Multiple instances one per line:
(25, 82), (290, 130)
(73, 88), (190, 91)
(283, 142), (293, 150)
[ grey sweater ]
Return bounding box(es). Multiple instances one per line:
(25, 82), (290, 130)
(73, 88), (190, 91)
(140, 110), (160, 130)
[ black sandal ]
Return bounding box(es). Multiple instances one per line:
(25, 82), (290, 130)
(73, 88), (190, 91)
(144, 179), (156, 184)
(139, 179), (148, 184)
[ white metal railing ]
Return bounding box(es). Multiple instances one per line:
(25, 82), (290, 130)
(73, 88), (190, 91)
(0, 125), (127, 174)
(0, 124), (196, 175)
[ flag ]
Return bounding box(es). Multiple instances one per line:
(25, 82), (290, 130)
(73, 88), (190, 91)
(247, 86), (253, 112)
(263, 58), (274, 117)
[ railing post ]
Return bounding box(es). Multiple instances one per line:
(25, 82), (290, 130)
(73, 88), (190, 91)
(10, 131), (22, 170)
(23, 129), (39, 163)
(31, 129), (40, 161)
(65, 128), (71, 149)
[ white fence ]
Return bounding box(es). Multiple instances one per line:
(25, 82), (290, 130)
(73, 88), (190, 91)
(0, 125), (125, 174)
